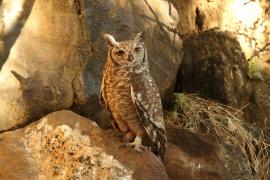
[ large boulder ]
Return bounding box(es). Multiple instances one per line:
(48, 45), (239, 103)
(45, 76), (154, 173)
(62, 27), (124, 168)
(0, 98), (263, 177)
(0, 0), (182, 131)
(73, 0), (182, 127)
(0, 0), (89, 131)
(0, 110), (253, 180)
(0, 110), (167, 180)
(178, 28), (250, 108)
(178, 28), (270, 136)
(165, 128), (253, 180)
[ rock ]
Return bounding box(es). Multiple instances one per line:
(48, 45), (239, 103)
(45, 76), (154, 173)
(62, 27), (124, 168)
(165, 127), (253, 180)
(0, 0), (89, 131)
(246, 60), (270, 136)
(0, 110), (255, 179)
(0, 130), (39, 180)
(0, 110), (167, 180)
(0, 0), (182, 131)
(170, 0), (225, 35)
(170, 0), (270, 62)
(177, 27), (270, 136)
(0, 0), (36, 64)
(74, 0), (182, 126)
(178, 28), (250, 108)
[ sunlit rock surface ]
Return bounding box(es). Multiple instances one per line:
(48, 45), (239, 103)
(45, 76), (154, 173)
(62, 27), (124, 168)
(0, 110), (253, 180)
(170, 0), (270, 60)
(0, 0), (86, 131)
(0, 110), (167, 179)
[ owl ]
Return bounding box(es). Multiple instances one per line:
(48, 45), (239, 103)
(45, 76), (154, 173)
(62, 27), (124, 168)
(100, 32), (167, 161)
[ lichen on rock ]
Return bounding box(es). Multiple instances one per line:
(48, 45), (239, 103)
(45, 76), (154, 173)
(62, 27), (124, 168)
(24, 118), (133, 180)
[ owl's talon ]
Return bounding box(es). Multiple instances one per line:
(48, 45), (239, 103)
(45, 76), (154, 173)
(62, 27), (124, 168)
(128, 143), (147, 152)
(131, 147), (143, 152)
(118, 142), (144, 150)
(126, 135), (147, 152)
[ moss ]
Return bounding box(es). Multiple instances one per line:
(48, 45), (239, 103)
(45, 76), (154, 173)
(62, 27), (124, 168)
(247, 58), (264, 81)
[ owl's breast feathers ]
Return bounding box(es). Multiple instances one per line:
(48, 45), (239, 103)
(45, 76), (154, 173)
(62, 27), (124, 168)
(100, 64), (131, 112)
(131, 71), (167, 161)
(101, 64), (139, 123)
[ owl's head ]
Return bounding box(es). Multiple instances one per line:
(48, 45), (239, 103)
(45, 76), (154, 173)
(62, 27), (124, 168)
(103, 32), (147, 67)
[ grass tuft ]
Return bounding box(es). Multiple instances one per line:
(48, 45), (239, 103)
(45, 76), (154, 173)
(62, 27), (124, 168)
(165, 93), (270, 179)
(247, 58), (264, 81)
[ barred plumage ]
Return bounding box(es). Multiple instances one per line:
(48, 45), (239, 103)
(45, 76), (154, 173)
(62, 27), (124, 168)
(100, 32), (167, 161)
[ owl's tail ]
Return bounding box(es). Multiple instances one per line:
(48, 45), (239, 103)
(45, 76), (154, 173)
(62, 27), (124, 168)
(144, 122), (167, 162)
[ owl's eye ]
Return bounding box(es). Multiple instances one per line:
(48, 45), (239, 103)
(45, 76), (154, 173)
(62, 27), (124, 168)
(115, 50), (125, 56)
(134, 47), (141, 52)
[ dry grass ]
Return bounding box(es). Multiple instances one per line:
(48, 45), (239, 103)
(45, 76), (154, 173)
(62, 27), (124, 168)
(165, 93), (270, 180)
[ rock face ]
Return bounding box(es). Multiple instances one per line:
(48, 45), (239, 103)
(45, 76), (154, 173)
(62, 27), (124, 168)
(170, 0), (225, 35)
(0, 0), (88, 131)
(73, 0), (182, 127)
(247, 60), (270, 136)
(0, 110), (167, 180)
(165, 128), (253, 180)
(178, 28), (270, 136)
(0, 110), (253, 180)
(0, 130), (39, 180)
(0, 0), (182, 131)
(178, 28), (250, 108)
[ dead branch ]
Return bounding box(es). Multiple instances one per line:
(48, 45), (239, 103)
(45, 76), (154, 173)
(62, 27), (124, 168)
(243, 0), (255, 6)
(248, 42), (270, 61)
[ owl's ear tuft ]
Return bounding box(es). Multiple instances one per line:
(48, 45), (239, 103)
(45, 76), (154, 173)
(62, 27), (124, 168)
(134, 32), (144, 43)
(103, 33), (118, 47)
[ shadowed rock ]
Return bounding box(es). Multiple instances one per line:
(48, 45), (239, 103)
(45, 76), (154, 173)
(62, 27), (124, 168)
(165, 127), (253, 180)
(0, 0), (182, 131)
(178, 28), (250, 108)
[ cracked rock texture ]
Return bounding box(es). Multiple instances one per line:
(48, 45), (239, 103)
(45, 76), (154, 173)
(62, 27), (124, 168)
(25, 122), (133, 179)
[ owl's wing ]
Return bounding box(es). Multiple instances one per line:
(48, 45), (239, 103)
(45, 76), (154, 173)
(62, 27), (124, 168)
(99, 76), (107, 105)
(100, 74), (112, 117)
(130, 75), (167, 161)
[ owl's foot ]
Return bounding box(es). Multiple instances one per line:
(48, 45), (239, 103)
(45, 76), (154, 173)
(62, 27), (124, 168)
(126, 136), (148, 152)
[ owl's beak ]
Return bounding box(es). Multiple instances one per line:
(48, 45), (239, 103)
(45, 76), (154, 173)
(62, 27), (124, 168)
(128, 54), (133, 62)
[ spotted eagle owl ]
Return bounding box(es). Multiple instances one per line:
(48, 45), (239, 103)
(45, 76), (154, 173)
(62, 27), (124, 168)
(100, 32), (167, 161)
